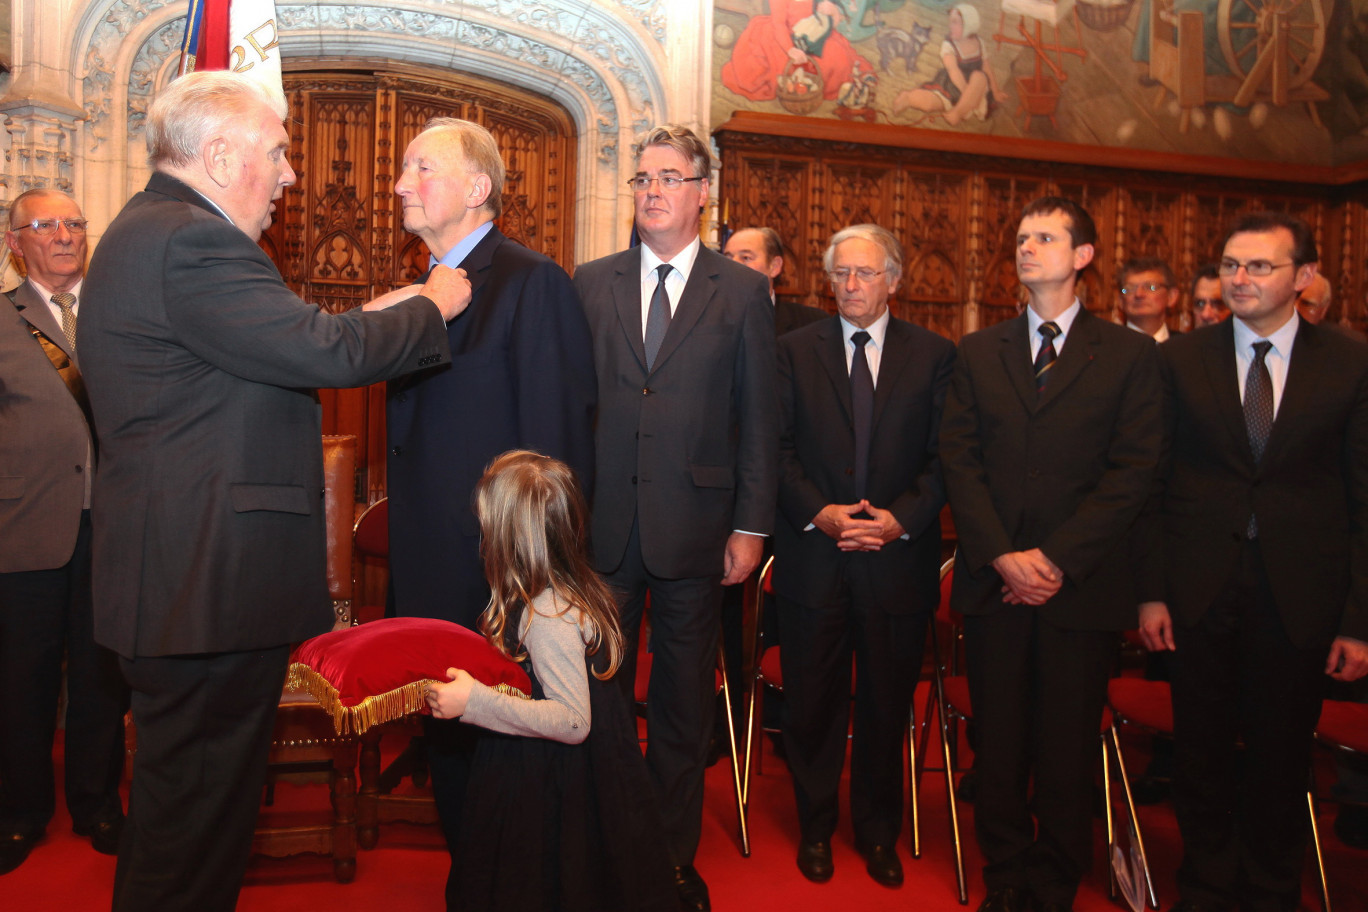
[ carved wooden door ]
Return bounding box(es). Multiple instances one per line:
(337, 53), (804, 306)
(262, 69), (577, 509)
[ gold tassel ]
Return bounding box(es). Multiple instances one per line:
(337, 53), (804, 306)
(286, 663), (529, 736)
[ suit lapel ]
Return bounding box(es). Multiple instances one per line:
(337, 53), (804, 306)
(650, 248), (716, 373)
(872, 318), (912, 430)
(1036, 308), (1101, 412)
(13, 282), (75, 362)
(611, 249), (649, 373)
(1202, 320), (1249, 461)
(1261, 320), (1319, 466)
(996, 313), (1036, 411)
(458, 225), (503, 299)
(813, 317), (853, 425)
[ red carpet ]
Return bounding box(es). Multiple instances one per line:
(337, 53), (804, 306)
(3, 692), (1365, 911)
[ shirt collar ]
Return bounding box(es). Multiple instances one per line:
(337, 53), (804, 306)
(1233, 309), (1300, 357)
(640, 236), (701, 284)
(1027, 298), (1082, 340)
(434, 220), (495, 270)
(27, 277), (83, 303)
(839, 306), (891, 349)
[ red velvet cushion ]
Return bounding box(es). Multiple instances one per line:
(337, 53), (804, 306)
(1107, 677), (1174, 734)
(288, 617), (531, 735)
(1317, 700), (1368, 754)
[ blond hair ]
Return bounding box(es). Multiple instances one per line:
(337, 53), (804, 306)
(475, 450), (624, 679)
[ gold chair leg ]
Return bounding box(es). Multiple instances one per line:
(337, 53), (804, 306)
(932, 658), (969, 905)
(1307, 788), (1331, 912)
(908, 701), (920, 859)
(1111, 723), (1159, 910)
(717, 644), (750, 857)
(1103, 734), (1116, 900)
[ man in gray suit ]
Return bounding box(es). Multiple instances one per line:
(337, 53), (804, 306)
(573, 124), (778, 912)
(0, 189), (128, 874)
(79, 72), (468, 912)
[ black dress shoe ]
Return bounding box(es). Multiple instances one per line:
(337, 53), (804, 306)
(0, 832), (39, 875)
(976, 887), (1032, 912)
(672, 864), (710, 912)
(73, 814), (124, 856)
(858, 842), (903, 887)
(796, 840), (833, 883)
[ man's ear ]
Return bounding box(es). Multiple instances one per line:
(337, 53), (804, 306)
(1293, 262), (1317, 293)
(204, 136), (234, 189)
(1073, 243), (1095, 272)
(466, 173), (492, 210)
(5, 231), (22, 258)
(767, 255), (784, 282)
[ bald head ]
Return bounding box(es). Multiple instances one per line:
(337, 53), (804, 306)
(1296, 273), (1332, 324)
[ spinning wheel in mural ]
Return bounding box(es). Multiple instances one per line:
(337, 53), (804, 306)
(1216, 0), (1326, 106)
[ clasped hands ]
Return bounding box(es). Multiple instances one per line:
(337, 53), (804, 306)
(813, 501), (905, 552)
(992, 548), (1063, 605)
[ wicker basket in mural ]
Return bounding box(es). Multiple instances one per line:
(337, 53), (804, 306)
(776, 63), (824, 116)
(1075, 0), (1135, 32)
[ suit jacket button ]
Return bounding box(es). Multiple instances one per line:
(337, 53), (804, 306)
(631, 476), (638, 484)
(392, 445), (403, 456)
(642, 388), (650, 396)
(844, 467), (854, 476)
(75, 465), (83, 473)
(1028, 469), (1041, 479)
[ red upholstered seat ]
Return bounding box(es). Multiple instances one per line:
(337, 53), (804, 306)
(1107, 677), (1174, 734)
(1317, 699), (1368, 754)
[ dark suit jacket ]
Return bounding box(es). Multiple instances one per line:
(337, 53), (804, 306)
(80, 172), (451, 658)
(1147, 320), (1368, 647)
(574, 244), (778, 578)
(775, 299), (828, 337)
(940, 308), (1163, 631)
(386, 226), (596, 626)
(0, 283), (92, 572)
(774, 315), (956, 615)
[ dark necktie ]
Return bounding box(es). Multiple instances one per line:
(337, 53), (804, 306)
(52, 292), (78, 353)
(1244, 340), (1274, 537)
(851, 330), (874, 501)
(1034, 321), (1060, 394)
(644, 263), (673, 370)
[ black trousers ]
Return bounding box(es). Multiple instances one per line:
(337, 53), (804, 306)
(112, 646), (289, 912)
(0, 511), (127, 837)
(776, 567), (926, 849)
(607, 517), (724, 867)
(1171, 540), (1329, 912)
(963, 609), (1116, 906)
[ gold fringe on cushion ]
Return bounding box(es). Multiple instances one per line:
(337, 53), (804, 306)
(286, 663), (530, 737)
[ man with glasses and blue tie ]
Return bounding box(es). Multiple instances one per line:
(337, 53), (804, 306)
(0, 189), (129, 874)
(573, 123), (777, 912)
(941, 196), (1162, 912)
(1136, 212), (1368, 912)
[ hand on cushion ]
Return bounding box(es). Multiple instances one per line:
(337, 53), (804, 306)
(426, 668), (476, 719)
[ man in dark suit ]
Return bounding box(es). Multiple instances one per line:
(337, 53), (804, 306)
(0, 189), (128, 874)
(723, 225), (827, 335)
(940, 197), (1163, 912)
(774, 223), (955, 887)
(384, 117), (596, 909)
(574, 124), (778, 912)
(1137, 212), (1368, 912)
(79, 72), (468, 912)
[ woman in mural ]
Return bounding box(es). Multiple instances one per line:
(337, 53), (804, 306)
(721, 0), (874, 103)
(893, 3), (1002, 125)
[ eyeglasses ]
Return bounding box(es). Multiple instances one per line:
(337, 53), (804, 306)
(1218, 258), (1294, 277)
(1193, 298), (1225, 310)
(828, 268), (886, 285)
(11, 218), (89, 236)
(1120, 283), (1170, 295)
(627, 175), (705, 192)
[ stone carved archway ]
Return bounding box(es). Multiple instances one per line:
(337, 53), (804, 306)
(71, 0), (675, 263)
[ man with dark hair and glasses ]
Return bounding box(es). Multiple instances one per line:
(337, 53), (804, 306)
(1137, 211), (1368, 912)
(1190, 264), (1230, 328)
(941, 196), (1162, 912)
(1118, 255), (1180, 340)
(0, 189), (129, 874)
(574, 123), (777, 912)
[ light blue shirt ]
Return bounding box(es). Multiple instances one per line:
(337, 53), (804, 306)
(433, 219), (495, 269)
(1233, 311), (1299, 417)
(1027, 298), (1083, 360)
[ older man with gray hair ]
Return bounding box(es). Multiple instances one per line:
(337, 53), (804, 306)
(80, 71), (468, 912)
(773, 223), (955, 887)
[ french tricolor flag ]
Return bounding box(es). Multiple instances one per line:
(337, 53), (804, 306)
(178, 0), (284, 101)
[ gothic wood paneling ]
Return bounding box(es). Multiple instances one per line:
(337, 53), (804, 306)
(715, 112), (1363, 340)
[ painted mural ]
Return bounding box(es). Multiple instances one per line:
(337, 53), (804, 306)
(712, 0), (1355, 167)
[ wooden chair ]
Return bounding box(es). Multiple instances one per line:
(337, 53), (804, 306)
(1307, 698), (1368, 912)
(250, 434), (360, 882)
(350, 497), (441, 848)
